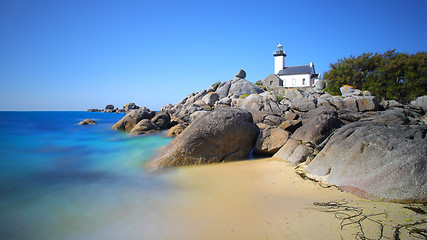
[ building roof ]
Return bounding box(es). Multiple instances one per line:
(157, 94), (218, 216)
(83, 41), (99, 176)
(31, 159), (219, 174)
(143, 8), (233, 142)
(277, 65), (314, 75)
(312, 73), (320, 79)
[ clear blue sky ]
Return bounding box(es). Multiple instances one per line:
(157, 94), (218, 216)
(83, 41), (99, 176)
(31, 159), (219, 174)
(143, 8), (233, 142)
(1, 0), (426, 111)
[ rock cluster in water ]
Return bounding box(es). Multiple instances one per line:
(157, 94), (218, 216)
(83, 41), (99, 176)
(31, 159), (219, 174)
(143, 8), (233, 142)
(110, 69), (426, 202)
(86, 103), (140, 113)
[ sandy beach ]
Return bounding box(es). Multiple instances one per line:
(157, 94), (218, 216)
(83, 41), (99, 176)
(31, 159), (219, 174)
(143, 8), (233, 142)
(151, 158), (426, 240)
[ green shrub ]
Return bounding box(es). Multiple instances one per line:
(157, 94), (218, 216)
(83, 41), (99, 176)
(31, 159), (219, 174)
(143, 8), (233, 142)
(211, 82), (221, 91)
(323, 50), (427, 103)
(239, 94), (250, 99)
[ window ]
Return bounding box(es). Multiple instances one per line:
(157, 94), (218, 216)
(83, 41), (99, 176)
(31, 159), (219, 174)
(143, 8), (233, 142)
(270, 81), (273, 86)
(302, 78), (306, 85)
(292, 79), (296, 86)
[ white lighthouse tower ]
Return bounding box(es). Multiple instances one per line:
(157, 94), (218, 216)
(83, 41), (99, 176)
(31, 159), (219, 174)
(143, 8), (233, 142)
(273, 43), (286, 74)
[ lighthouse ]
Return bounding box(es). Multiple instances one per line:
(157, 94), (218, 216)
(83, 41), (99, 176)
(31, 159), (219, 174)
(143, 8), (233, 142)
(273, 43), (286, 74)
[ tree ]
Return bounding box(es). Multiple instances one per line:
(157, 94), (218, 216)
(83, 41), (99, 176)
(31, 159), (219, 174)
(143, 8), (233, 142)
(323, 50), (427, 103)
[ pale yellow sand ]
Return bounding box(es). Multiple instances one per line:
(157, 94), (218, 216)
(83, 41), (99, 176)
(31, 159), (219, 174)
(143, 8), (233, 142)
(153, 158), (426, 240)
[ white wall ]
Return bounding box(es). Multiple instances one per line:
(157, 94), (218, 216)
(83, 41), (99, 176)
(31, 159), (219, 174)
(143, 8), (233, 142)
(279, 74), (312, 87)
(274, 56), (284, 74)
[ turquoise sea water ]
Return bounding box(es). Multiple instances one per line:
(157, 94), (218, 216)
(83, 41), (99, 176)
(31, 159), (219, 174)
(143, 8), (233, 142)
(0, 111), (174, 239)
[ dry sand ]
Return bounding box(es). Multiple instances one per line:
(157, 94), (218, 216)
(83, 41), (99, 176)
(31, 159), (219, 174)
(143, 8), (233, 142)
(154, 158), (426, 240)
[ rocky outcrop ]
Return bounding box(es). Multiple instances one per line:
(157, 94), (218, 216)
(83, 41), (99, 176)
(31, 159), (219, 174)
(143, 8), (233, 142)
(112, 109), (153, 132)
(146, 108), (259, 169)
(78, 119), (97, 125)
(150, 78), (426, 202)
(273, 108), (343, 165)
(254, 127), (290, 155)
(305, 122), (427, 201)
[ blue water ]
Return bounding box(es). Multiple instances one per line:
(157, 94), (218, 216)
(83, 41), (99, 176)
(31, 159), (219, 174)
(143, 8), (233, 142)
(0, 111), (174, 239)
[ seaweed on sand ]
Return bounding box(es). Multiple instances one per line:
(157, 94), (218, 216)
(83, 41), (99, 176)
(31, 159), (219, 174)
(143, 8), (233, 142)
(393, 219), (427, 240)
(313, 201), (427, 240)
(313, 200), (386, 240)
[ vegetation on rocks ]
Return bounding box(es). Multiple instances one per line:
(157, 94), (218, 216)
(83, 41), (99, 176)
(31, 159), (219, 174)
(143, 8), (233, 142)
(211, 82), (221, 91)
(323, 50), (427, 103)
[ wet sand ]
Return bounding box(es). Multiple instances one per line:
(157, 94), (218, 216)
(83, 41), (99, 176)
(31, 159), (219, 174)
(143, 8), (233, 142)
(156, 158), (426, 240)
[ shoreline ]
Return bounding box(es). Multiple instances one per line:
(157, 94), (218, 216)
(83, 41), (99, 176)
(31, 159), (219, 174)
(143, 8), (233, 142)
(150, 158), (426, 240)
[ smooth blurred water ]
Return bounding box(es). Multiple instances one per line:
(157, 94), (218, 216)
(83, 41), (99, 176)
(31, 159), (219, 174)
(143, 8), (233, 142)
(0, 111), (174, 240)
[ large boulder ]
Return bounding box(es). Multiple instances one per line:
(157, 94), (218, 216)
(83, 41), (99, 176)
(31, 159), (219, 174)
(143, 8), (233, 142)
(355, 96), (380, 112)
(342, 97), (359, 112)
(235, 69), (246, 79)
(340, 85), (362, 97)
(291, 97), (317, 112)
(215, 81), (232, 99)
(125, 103), (139, 112)
(314, 79), (326, 90)
(146, 108), (259, 169)
(202, 92), (220, 106)
(272, 139), (313, 166)
(294, 109), (343, 145)
(151, 112), (171, 130)
(237, 92), (288, 114)
(238, 94), (264, 111)
(174, 104), (206, 123)
(105, 104), (114, 110)
(282, 89), (317, 112)
(216, 78), (264, 99)
(112, 109), (152, 132)
(381, 100), (403, 109)
(305, 122), (427, 201)
(254, 127), (290, 155)
(411, 95), (427, 112)
(129, 119), (159, 136)
(229, 78), (264, 97)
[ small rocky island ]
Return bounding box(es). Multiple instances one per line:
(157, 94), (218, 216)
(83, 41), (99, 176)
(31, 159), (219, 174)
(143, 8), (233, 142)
(108, 69), (426, 202)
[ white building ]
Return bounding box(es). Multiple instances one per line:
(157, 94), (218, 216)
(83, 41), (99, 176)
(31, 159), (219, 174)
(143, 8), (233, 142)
(264, 43), (319, 88)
